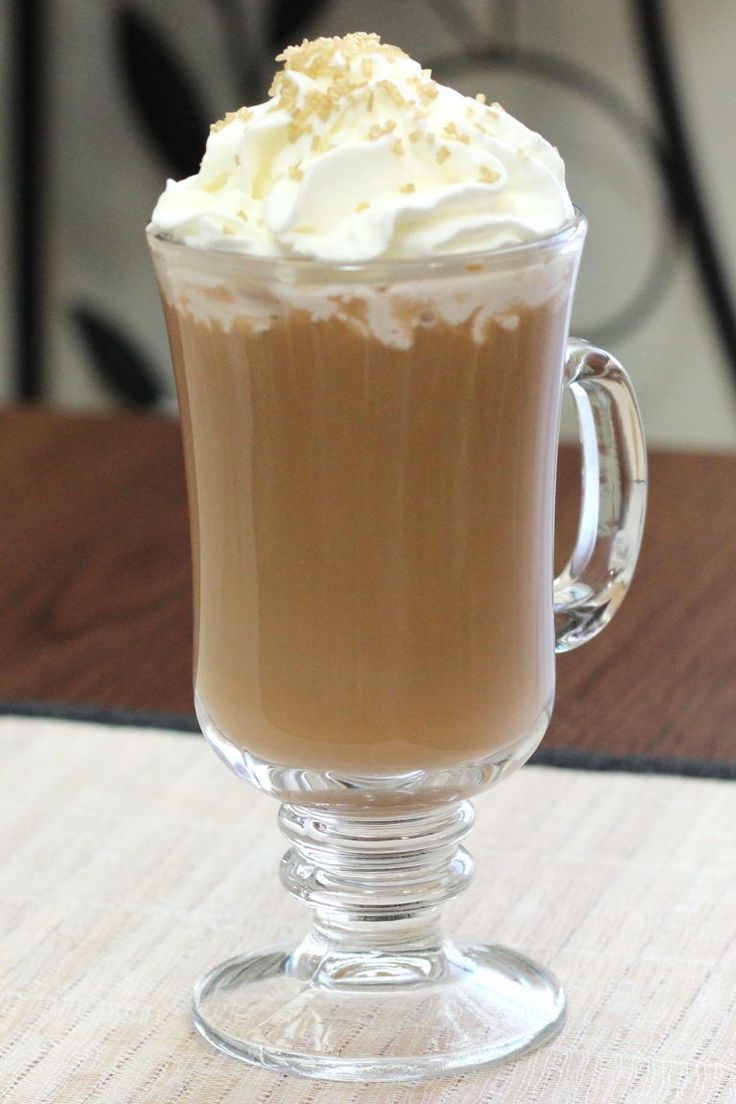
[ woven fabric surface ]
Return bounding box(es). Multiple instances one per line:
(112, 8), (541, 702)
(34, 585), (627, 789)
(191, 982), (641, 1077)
(1, 717), (735, 1103)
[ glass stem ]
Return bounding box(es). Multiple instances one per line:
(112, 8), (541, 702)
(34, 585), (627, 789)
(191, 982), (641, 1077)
(278, 800), (475, 983)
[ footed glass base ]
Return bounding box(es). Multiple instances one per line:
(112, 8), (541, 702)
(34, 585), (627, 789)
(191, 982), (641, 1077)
(191, 798), (564, 1081)
(192, 938), (565, 1082)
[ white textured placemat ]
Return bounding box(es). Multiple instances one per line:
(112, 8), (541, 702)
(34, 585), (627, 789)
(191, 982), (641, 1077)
(1, 717), (735, 1103)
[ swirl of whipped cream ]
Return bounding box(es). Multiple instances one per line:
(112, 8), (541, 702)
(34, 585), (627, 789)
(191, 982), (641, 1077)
(149, 33), (574, 262)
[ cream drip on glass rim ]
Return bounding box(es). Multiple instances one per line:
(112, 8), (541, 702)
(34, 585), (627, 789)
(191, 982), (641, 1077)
(148, 33), (574, 263)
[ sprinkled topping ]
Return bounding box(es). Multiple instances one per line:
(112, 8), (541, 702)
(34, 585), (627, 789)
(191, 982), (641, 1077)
(276, 32), (407, 73)
(475, 93), (486, 104)
(306, 90), (333, 121)
(210, 106), (252, 133)
(378, 79), (407, 108)
(288, 121), (312, 143)
(368, 120), (397, 140)
(479, 164), (500, 183)
(150, 33), (574, 263)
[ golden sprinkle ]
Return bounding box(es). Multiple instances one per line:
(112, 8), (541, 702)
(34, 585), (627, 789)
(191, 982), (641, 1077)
(491, 101), (503, 111)
(202, 173), (228, 194)
(409, 130), (421, 143)
(305, 89), (333, 120)
(362, 57), (374, 78)
(479, 164), (500, 183)
(378, 80), (406, 108)
(443, 121), (459, 138)
(367, 90), (374, 112)
(475, 93), (486, 104)
(356, 200), (370, 212)
(459, 133), (470, 144)
(210, 106), (253, 133)
(368, 120), (397, 140)
(288, 164), (304, 181)
(276, 33), (407, 72)
(223, 225), (236, 235)
(311, 133), (321, 151)
(236, 208), (248, 220)
(436, 145), (451, 164)
(234, 154), (241, 165)
(392, 138), (404, 156)
(399, 182), (416, 193)
(466, 261), (484, 272)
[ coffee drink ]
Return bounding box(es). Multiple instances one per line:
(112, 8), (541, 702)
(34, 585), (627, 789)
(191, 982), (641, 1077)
(149, 31), (578, 775)
(156, 261), (573, 773)
(147, 36), (646, 1081)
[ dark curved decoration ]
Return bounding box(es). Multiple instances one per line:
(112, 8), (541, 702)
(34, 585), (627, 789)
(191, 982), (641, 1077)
(114, 5), (210, 179)
(71, 304), (164, 409)
(633, 0), (736, 393)
(11, 0), (45, 400)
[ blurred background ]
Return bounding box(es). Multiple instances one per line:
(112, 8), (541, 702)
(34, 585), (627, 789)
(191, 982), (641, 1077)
(3, 0), (736, 447)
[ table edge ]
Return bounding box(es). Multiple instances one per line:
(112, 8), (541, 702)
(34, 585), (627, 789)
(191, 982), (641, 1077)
(2, 699), (734, 781)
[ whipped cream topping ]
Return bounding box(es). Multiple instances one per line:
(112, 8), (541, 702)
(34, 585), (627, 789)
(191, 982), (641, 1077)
(149, 33), (574, 263)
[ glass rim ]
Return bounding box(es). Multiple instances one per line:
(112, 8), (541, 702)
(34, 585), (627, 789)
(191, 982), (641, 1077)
(148, 208), (586, 284)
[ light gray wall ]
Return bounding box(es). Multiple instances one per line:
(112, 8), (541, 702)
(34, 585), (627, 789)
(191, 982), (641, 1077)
(8, 0), (736, 448)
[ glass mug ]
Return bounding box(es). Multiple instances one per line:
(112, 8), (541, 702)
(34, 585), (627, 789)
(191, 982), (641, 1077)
(150, 212), (646, 1083)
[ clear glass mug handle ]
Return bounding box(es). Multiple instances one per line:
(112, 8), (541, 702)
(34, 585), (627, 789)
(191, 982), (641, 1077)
(554, 338), (648, 653)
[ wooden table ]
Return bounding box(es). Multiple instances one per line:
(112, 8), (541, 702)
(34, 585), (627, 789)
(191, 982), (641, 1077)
(2, 406), (734, 764)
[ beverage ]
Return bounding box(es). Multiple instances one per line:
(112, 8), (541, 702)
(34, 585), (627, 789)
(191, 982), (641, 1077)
(148, 33), (645, 1081)
(156, 255), (575, 775)
(150, 31), (579, 778)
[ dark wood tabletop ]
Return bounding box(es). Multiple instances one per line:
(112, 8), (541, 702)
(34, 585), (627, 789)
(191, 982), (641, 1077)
(2, 405), (734, 764)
